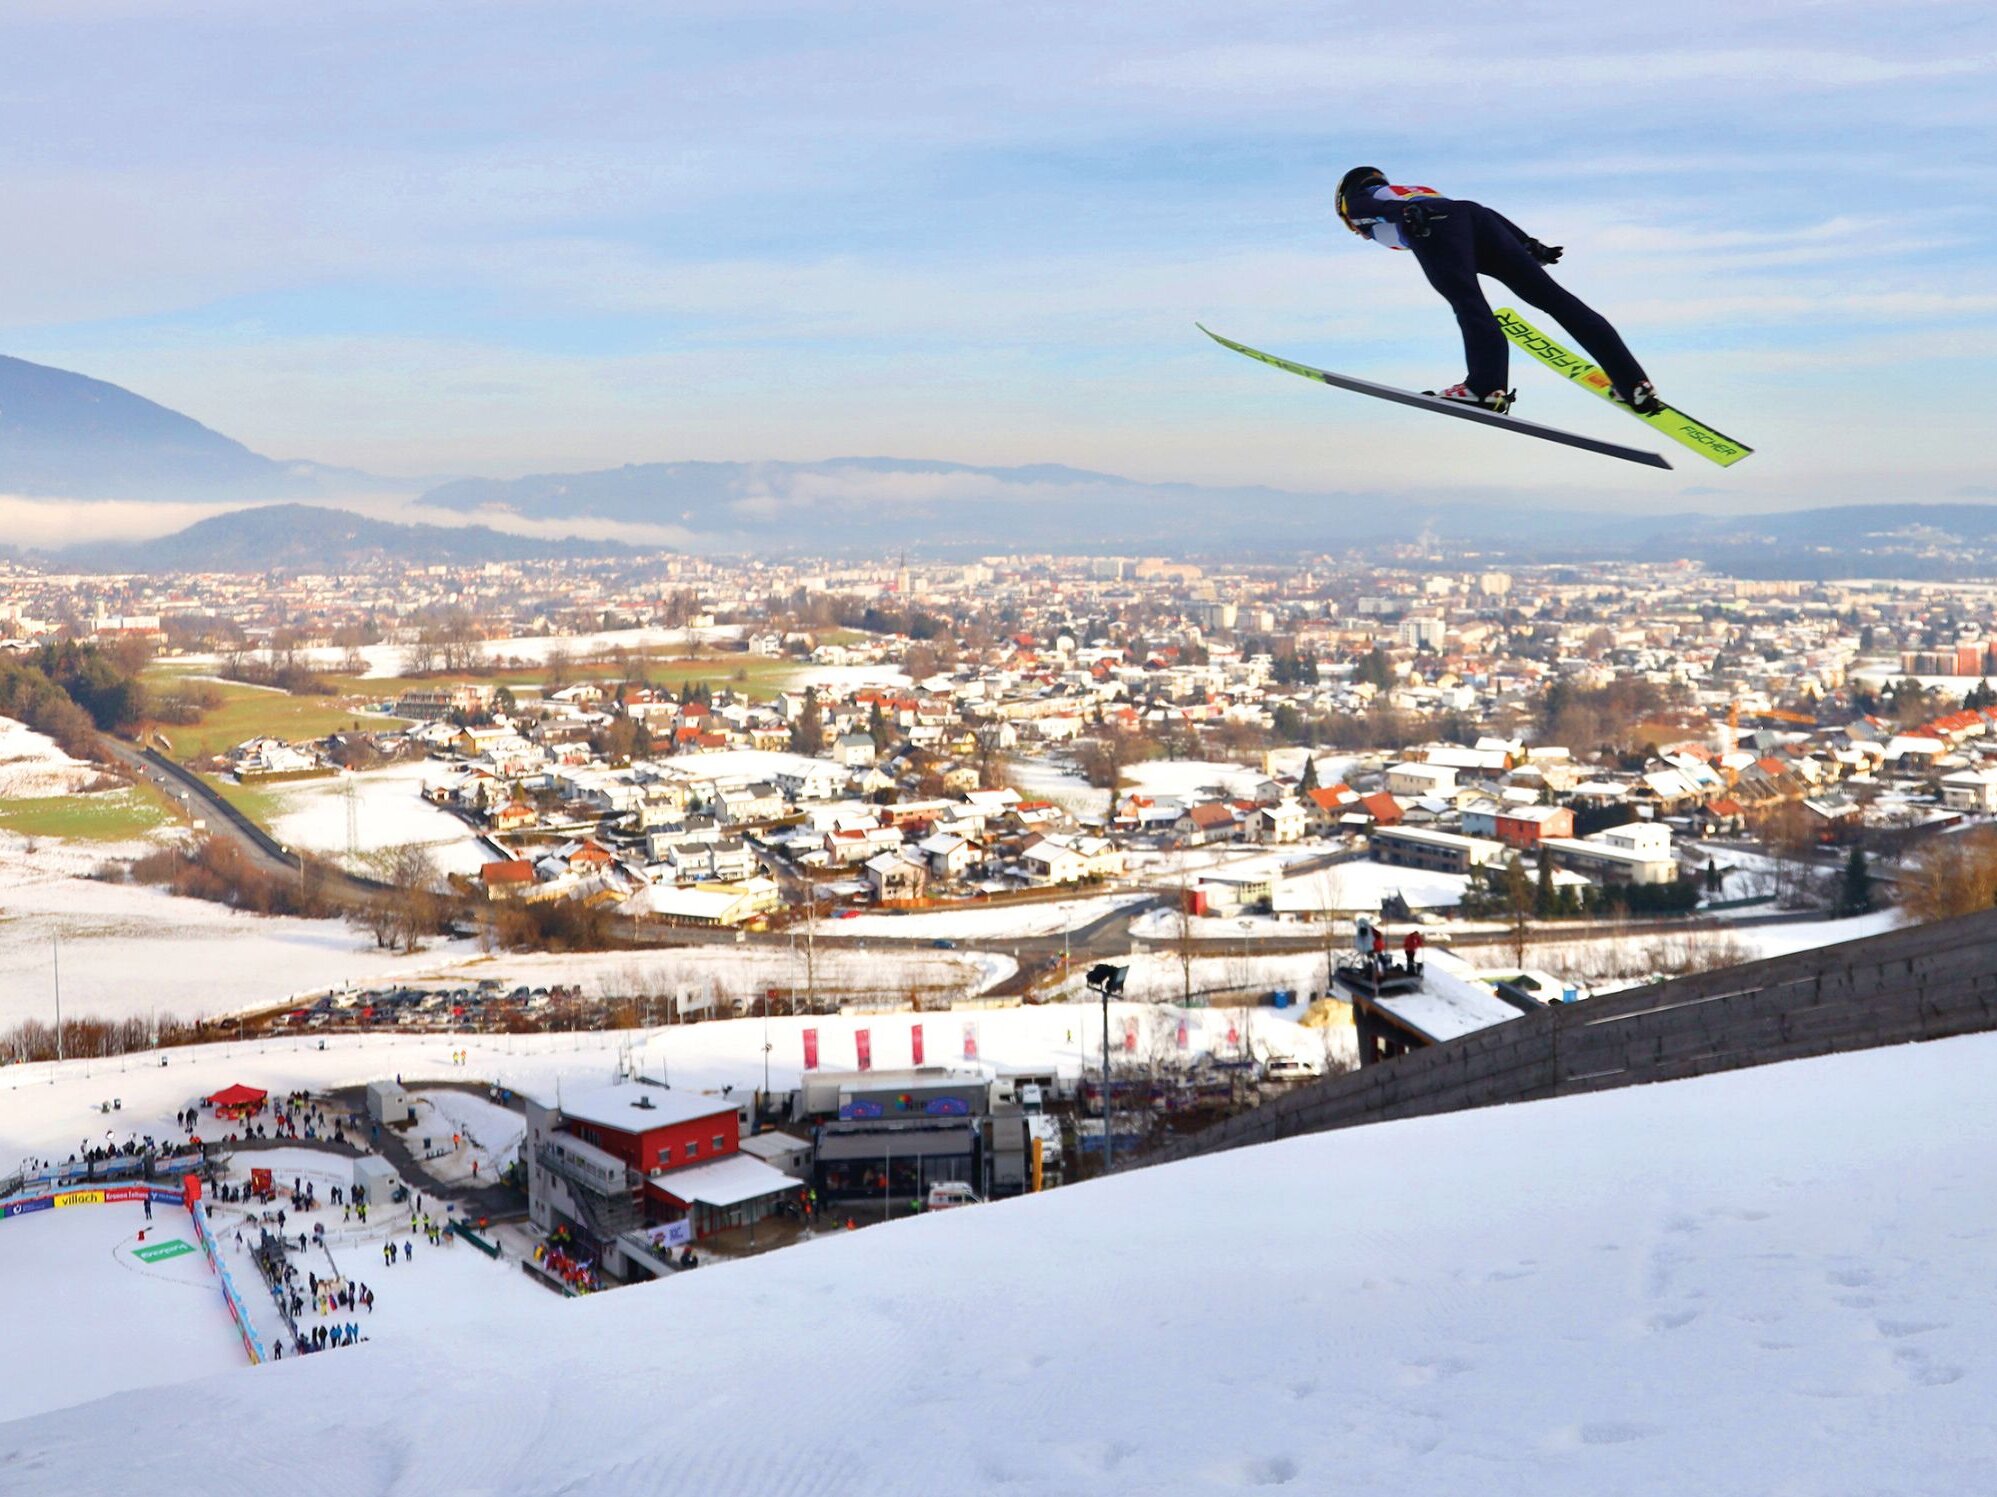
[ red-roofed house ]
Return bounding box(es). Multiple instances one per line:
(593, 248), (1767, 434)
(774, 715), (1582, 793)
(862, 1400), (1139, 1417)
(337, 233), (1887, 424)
(1357, 791), (1405, 827)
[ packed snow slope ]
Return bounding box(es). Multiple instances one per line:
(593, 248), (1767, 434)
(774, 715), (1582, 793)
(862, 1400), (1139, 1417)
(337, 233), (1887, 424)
(7, 1034), (1994, 1494)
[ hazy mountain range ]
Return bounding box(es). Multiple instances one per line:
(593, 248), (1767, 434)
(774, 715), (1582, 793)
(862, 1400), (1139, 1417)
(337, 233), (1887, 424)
(55, 504), (627, 573)
(0, 354), (380, 502)
(5, 350), (1997, 576)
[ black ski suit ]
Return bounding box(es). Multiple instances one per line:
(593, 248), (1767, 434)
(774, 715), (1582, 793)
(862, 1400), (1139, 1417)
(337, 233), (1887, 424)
(1346, 183), (1648, 399)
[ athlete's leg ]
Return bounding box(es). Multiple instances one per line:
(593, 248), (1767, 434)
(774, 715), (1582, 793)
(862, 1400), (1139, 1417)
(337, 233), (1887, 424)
(1471, 205), (1648, 395)
(1410, 213), (1507, 394)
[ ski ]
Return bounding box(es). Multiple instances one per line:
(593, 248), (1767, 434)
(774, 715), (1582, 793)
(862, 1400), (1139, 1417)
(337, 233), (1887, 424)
(1494, 307), (1753, 468)
(1197, 324), (1671, 470)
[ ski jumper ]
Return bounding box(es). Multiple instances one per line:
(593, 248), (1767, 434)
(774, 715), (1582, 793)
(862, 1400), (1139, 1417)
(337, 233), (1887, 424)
(1346, 184), (1648, 399)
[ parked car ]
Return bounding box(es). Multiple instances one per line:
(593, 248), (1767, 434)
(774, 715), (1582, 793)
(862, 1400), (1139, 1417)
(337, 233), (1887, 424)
(1262, 1056), (1319, 1083)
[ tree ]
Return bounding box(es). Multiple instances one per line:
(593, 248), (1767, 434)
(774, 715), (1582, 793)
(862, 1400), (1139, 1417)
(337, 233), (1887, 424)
(1354, 647), (1393, 691)
(1756, 800), (1818, 908)
(594, 716), (645, 763)
(1900, 828), (1997, 924)
(1836, 845), (1874, 917)
(1501, 854), (1533, 966)
(358, 845), (445, 952)
(790, 688), (824, 756)
(1534, 853), (1556, 918)
(1173, 853), (1197, 1008)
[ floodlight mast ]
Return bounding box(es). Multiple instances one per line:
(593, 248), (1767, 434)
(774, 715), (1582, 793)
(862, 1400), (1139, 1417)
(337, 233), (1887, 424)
(1086, 963), (1128, 1172)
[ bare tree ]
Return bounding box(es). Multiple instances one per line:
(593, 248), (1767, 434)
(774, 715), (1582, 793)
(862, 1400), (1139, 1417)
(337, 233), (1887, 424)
(376, 844), (443, 953)
(1173, 851), (1196, 1007)
(402, 634), (438, 676)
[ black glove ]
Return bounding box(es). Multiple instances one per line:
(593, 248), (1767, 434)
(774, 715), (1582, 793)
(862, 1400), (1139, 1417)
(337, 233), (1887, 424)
(1527, 239), (1563, 265)
(1401, 201), (1442, 241)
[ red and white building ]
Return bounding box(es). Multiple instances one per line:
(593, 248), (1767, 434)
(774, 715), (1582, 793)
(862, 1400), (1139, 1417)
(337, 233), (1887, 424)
(525, 1081), (803, 1262)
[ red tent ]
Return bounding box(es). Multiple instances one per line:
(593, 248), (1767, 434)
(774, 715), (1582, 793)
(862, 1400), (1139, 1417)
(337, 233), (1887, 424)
(207, 1083), (268, 1116)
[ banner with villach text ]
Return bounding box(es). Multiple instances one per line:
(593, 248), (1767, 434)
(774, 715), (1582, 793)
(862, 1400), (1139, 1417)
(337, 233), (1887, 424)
(802, 1028), (819, 1071)
(962, 1020), (979, 1060)
(855, 1028), (872, 1071)
(910, 1023), (924, 1066)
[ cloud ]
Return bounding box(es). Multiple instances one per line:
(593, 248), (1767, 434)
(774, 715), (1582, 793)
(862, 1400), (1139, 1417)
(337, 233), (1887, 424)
(0, 495), (240, 547)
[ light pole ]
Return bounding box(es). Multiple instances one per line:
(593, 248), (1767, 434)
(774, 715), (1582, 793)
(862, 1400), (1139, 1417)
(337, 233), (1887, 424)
(1086, 962), (1127, 1174)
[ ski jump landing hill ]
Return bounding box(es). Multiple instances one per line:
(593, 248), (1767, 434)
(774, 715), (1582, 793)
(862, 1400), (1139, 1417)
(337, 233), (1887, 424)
(1154, 907), (1997, 1164)
(0, 1172), (266, 1365)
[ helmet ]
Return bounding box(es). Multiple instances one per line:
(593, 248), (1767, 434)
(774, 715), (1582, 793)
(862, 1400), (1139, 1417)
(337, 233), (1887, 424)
(1336, 166), (1387, 235)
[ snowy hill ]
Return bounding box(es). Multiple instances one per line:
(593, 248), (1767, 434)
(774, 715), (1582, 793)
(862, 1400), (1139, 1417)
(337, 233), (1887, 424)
(5, 1031), (1993, 1495)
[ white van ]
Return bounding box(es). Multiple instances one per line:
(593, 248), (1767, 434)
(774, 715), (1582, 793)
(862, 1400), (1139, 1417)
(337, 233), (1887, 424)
(1262, 1056), (1319, 1083)
(926, 1181), (982, 1211)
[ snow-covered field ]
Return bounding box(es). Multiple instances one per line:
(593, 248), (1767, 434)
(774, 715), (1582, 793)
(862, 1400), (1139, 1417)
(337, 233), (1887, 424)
(1005, 754), (1104, 818)
(0, 825), (1035, 1029)
(1120, 757), (1269, 801)
(1735, 908), (1902, 957)
(0, 717), (109, 799)
(9, 1024), (1995, 1494)
(440, 944), (1018, 1010)
(0, 1200), (244, 1423)
(1517, 909), (1903, 989)
(258, 763), (498, 877)
(659, 745), (860, 785)
(1274, 857), (1468, 913)
(815, 893), (1150, 941)
(0, 832), (485, 1029)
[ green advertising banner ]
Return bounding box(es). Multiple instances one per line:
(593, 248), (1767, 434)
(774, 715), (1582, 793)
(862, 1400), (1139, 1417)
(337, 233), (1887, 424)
(132, 1238), (197, 1264)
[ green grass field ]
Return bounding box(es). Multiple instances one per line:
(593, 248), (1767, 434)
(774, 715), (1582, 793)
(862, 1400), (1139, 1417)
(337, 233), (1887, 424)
(148, 679), (409, 762)
(199, 773), (289, 828)
(142, 643), (812, 764)
(329, 652), (805, 702)
(0, 784), (178, 841)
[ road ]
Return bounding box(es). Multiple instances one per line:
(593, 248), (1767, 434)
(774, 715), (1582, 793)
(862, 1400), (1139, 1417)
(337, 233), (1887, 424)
(103, 737), (388, 906)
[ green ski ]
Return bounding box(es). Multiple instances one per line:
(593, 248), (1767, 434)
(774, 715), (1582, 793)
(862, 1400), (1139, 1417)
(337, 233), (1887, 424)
(1495, 307), (1753, 468)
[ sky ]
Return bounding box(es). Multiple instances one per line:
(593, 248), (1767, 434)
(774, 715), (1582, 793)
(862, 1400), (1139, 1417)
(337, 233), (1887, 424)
(1, 0), (1994, 515)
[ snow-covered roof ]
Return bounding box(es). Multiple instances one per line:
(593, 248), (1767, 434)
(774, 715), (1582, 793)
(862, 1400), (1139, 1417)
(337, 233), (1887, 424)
(1366, 968), (1522, 1044)
(653, 1152), (800, 1207)
(738, 1131), (809, 1163)
(544, 1081), (736, 1133)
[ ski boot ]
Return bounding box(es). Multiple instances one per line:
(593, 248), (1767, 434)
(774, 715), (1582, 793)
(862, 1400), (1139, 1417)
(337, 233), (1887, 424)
(1427, 383), (1515, 415)
(1615, 379), (1664, 416)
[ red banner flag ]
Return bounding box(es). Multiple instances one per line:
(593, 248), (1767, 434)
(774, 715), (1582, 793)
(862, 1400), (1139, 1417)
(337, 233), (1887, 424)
(962, 1021), (979, 1060)
(802, 1027), (819, 1071)
(1176, 1018), (1189, 1051)
(1123, 1016), (1138, 1052)
(911, 1023), (925, 1066)
(856, 1028), (872, 1071)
